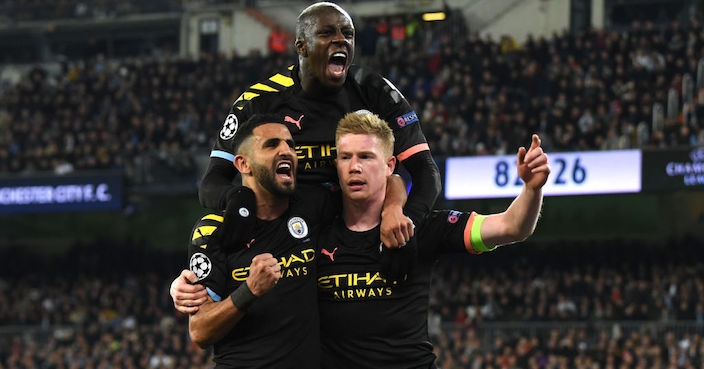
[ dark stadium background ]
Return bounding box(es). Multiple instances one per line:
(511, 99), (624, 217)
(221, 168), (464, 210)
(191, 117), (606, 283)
(1, 0), (704, 368)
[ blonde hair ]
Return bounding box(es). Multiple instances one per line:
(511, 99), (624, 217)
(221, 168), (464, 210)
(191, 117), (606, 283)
(336, 112), (394, 157)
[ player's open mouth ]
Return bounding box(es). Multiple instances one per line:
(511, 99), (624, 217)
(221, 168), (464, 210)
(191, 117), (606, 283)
(276, 162), (293, 180)
(328, 52), (347, 78)
(347, 179), (365, 190)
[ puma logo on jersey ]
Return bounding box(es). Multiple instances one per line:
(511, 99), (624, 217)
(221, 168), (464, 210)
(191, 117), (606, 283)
(321, 247), (338, 261)
(284, 114), (304, 130)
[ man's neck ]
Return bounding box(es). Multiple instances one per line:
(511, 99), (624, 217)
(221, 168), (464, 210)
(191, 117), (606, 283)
(342, 198), (383, 232)
(297, 63), (342, 98)
(255, 194), (289, 221)
(244, 181), (289, 221)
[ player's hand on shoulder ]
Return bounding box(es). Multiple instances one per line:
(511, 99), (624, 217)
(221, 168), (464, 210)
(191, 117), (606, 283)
(516, 134), (550, 190)
(171, 269), (208, 314)
(212, 186), (258, 250)
(380, 212), (414, 248)
(246, 253), (281, 296)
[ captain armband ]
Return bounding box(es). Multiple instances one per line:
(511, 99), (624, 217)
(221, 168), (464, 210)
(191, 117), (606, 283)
(230, 282), (258, 312)
(470, 214), (496, 253)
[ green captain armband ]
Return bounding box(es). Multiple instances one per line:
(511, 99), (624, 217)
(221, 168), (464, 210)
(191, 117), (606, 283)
(470, 214), (495, 253)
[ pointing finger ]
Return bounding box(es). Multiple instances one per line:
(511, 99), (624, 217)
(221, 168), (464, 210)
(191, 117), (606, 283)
(530, 134), (541, 150)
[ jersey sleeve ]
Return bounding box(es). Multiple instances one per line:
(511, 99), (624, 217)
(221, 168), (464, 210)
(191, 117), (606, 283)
(210, 66), (297, 163)
(210, 98), (257, 164)
(418, 210), (496, 257)
(354, 67), (430, 161)
(187, 213), (230, 301)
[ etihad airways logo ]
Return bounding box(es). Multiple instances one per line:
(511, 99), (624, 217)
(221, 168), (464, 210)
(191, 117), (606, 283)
(232, 249), (316, 281)
(296, 144), (337, 170)
(318, 271), (405, 300)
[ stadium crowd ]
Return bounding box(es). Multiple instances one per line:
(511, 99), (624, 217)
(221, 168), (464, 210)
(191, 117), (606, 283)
(1, 238), (703, 369)
(0, 0), (183, 23)
(1, 10), (704, 183)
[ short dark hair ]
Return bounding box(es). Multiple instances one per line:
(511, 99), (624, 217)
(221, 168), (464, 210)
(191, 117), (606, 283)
(232, 113), (288, 155)
(296, 2), (353, 42)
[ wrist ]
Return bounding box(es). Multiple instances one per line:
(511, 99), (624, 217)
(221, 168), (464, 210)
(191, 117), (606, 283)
(230, 282), (258, 312)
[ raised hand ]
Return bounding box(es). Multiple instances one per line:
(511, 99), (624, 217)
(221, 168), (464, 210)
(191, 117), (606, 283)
(516, 134), (550, 190)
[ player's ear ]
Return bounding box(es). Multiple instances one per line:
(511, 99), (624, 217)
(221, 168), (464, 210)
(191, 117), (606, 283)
(234, 155), (250, 174)
(295, 39), (308, 57)
(387, 156), (396, 174)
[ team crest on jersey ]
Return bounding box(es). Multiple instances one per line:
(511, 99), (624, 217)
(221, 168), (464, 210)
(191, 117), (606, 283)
(447, 210), (461, 224)
(220, 114), (239, 140)
(287, 216), (308, 239)
(190, 252), (212, 280)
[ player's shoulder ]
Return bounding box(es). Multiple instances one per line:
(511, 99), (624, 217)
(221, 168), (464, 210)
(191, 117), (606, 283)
(290, 184), (337, 221)
(190, 213), (224, 249)
(347, 64), (388, 88)
(232, 64), (298, 108)
(347, 64), (406, 106)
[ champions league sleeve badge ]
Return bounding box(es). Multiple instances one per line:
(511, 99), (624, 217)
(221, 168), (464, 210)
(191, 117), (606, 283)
(287, 217), (308, 239)
(190, 252), (212, 280)
(220, 114), (238, 140)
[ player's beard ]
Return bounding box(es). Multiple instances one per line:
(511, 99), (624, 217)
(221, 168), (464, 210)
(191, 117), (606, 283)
(251, 162), (296, 197)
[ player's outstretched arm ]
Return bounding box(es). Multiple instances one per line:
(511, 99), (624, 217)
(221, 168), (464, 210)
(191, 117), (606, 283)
(189, 253), (281, 348)
(479, 134), (550, 247)
(171, 270), (208, 314)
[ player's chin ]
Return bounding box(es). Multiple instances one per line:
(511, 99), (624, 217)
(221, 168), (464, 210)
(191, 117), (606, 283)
(277, 181), (296, 194)
(323, 73), (346, 87)
(345, 188), (367, 200)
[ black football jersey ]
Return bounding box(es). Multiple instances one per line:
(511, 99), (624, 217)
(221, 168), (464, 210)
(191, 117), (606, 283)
(317, 210), (483, 369)
(188, 188), (334, 369)
(211, 64), (429, 185)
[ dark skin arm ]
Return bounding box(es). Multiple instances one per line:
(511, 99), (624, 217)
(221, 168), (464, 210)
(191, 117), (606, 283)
(380, 174), (413, 247)
(399, 150), (442, 227)
(380, 151), (441, 247)
(199, 157), (238, 211)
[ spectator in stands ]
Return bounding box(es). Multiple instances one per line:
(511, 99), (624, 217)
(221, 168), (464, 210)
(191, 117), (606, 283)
(267, 25), (289, 56)
(2, 3), (704, 186)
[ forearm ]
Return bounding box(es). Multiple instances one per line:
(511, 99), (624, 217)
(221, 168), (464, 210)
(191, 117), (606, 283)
(188, 297), (245, 348)
(503, 185), (543, 240)
(199, 158), (238, 211)
(403, 151), (441, 225)
(382, 174), (407, 215)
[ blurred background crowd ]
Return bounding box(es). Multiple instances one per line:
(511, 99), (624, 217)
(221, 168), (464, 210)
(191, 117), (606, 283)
(1, 1), (704, 183)
(2, 238), (704, 369)
(1, 0), (704, 368)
